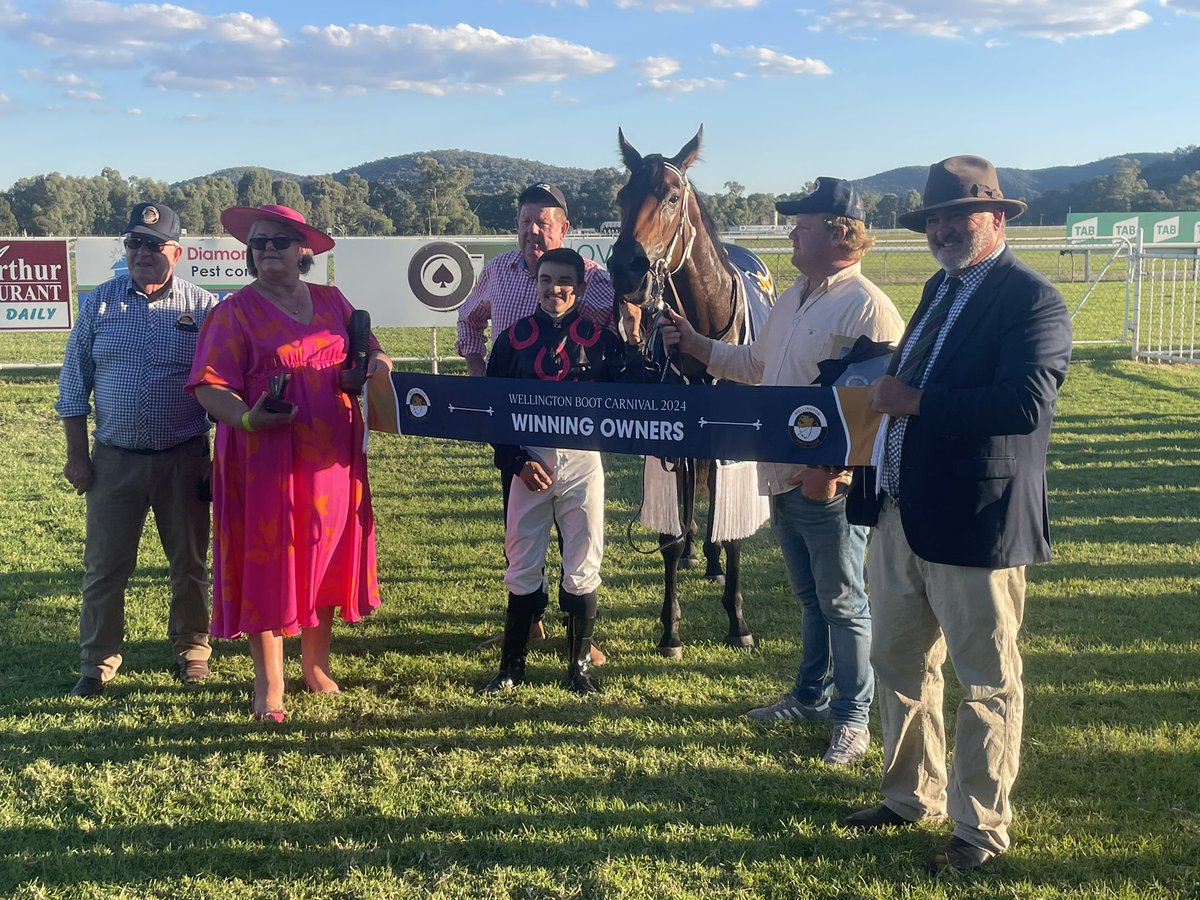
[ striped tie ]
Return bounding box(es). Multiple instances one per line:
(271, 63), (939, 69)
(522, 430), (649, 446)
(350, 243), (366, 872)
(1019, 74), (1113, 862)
(895, 276), (961, 386)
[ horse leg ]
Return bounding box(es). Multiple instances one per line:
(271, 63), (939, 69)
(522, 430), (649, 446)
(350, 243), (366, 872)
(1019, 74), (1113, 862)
(657, 533), (684, 660)
(702, 462), (725, 584)
(701, 537), (725, 585)
(656, 465), (692, 660)
(678, 526), (701, 570)
(721, 539), (755, 650)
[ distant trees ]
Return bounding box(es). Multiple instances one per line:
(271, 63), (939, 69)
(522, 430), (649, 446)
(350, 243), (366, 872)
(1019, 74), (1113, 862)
(412, 157), (479, 235)
(0, 196), (17, 233)
(5, 149), (1200, 237)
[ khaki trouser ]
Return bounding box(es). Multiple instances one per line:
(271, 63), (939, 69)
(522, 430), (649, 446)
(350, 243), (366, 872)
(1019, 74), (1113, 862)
(867, 497), (1025, 855)
(79, 437), (212, 681)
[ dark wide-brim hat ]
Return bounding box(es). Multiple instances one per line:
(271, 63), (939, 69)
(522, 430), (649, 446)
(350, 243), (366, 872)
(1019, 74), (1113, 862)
(898, 155), (1027, 232)
(220, 204), (335, 255)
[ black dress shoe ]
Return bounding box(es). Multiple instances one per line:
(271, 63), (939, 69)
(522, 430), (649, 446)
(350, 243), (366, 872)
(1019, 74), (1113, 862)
(69, 676), (105, 698)
(177, 658), (210, 684)
(929, 835), (997, 873)
(841, 803), (916, 830)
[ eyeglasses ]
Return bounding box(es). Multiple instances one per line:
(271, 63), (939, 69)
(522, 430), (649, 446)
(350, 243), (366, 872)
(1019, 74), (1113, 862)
(248, 236), (300, 251)
(123, 236), (173, 253)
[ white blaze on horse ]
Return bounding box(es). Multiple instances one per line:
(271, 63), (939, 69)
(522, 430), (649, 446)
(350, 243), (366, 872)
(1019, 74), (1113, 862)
(607, 126), (776, 659)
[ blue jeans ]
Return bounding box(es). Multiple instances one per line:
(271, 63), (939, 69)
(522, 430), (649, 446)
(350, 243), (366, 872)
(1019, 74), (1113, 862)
(770, 487), (873, 728)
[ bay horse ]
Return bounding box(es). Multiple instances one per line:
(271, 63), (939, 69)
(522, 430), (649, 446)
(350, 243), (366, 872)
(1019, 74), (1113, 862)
(607, 126), (775, 659)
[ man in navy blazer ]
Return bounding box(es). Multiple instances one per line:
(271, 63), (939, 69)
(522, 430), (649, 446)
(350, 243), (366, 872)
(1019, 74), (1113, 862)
(841, 156), (1072, 873)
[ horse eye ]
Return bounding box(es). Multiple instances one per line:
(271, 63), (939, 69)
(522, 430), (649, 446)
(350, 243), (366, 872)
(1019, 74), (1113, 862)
(668, 193), (680, 205)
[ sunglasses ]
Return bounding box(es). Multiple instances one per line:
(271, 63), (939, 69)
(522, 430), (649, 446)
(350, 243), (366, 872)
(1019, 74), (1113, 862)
(248, 236), (300, 251)
(123, 236), (173, 253)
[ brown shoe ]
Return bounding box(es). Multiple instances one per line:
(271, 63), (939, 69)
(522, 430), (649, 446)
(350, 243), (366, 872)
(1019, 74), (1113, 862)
(841, 804), (916, 830)
(177, 658), (210, 684)
(929, 835), (996, 873)
(589, 643), (607, 666)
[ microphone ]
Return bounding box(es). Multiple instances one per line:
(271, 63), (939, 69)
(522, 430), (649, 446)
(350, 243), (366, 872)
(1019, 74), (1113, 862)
(340, 309), (372, 396)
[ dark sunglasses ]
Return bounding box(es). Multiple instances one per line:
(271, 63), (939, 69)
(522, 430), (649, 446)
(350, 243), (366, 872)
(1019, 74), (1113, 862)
(248, 236), (300, 251)
(123, 236), (173, 253)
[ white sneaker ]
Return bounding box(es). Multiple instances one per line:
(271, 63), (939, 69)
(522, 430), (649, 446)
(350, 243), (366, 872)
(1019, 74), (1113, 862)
(746, 693), (832, 723)
(823, 724), (870, 765)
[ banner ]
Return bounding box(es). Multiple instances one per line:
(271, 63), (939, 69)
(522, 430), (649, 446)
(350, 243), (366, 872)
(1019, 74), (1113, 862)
(74, 237), (328, 301)
(333, 236), (616, 328)
(369, 373), (883, 467)
(0, 239), (72, 331)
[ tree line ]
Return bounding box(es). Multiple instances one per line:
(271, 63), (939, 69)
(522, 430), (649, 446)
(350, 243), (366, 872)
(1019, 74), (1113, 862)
(3, 151), (1198, 238)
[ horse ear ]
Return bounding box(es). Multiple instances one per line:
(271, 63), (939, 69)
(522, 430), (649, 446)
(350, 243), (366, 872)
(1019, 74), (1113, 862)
(618, 127), (642, 172)
(671, 126), (703, 172)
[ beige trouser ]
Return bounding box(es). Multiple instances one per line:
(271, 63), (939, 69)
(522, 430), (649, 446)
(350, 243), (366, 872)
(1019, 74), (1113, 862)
(867, 497), (1025, 855)
(80, 437), (212, 682)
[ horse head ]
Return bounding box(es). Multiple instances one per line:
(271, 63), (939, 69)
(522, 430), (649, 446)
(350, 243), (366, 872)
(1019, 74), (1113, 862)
(607, 126), (704, 313)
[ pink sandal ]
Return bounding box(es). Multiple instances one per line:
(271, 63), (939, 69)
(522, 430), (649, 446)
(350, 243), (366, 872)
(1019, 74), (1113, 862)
(251, 693), (286, 724)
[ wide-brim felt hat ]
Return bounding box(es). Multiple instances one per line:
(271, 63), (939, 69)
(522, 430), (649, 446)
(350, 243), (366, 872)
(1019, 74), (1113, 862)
(220, 204), (335, 255)
(898, 155), (1027, 232)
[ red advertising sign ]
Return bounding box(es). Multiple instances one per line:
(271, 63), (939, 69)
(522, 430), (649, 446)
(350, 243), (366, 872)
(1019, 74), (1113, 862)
(0, 239), (72, 331)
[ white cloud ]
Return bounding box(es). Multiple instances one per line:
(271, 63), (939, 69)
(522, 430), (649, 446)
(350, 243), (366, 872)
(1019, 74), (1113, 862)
(1161, 0), (1200, 15)
(18, 68), (101, 87)
(0, 3), (616, 96)
(639, 76), (726, 92)
(817, 1), (1152, 41)
(65, 89), (103, 101)
(711, 43), (832, 76)
(0, 92), (12, 114)
(127, 107), (143, 115)
(637, 56), (681, 78)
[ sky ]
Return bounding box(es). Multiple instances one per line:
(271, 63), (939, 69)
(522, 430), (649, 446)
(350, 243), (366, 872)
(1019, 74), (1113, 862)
(2, 0), (1199, 196)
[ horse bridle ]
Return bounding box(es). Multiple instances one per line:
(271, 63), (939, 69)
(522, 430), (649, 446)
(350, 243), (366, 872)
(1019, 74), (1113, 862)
(634, 160), (742, 372)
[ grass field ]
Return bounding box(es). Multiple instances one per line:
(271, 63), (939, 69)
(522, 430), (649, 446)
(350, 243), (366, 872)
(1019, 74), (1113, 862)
(1, 231), (1197, 897)
(1, 337), (1198, 898)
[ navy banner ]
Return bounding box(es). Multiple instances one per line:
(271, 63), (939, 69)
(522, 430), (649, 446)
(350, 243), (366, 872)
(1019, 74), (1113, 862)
(369, 373), (882, 467)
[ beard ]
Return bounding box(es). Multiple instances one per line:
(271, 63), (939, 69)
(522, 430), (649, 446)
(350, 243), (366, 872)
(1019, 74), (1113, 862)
(929, 224), (993, 272)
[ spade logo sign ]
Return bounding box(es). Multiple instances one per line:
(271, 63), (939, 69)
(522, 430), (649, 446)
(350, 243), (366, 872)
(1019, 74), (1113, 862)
(407, 242), (478, 312)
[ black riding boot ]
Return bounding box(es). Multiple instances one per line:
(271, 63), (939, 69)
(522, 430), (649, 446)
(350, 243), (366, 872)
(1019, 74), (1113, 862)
(479, 590), (542, 695)
(565, 614), (599, 695)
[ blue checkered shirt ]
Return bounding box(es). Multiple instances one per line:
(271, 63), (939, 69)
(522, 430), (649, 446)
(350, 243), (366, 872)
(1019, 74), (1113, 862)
(880, 243), (1004, 497)
(56, 274), (219, 450)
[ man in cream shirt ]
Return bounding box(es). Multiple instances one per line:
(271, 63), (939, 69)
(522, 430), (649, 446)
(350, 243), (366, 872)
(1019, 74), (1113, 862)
(661, 177), (903, 764)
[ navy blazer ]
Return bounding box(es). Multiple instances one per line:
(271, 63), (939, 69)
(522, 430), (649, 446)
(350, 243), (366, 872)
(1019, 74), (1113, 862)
(847, 247), (1072, 568)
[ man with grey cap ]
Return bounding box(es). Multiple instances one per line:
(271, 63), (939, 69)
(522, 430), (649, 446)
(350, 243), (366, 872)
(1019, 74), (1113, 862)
(456, 183), (615, 661)
(57, 202), (219, 697)
(841, 157), (1071, 871)
(661, 177), (903, 765)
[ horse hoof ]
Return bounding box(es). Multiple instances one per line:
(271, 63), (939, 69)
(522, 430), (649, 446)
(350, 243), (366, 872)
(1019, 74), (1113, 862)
(706, 573), (726, 586)
(679, 556), (701, 570)
(725, 634), (756, 651)
(656, 645), (684, 661)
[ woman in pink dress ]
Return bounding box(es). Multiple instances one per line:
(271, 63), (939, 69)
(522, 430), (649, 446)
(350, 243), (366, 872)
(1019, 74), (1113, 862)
(187, 205), (391, 723)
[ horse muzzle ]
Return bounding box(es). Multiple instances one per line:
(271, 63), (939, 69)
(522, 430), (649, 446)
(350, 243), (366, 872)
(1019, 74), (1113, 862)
(607, 237), (652, 303)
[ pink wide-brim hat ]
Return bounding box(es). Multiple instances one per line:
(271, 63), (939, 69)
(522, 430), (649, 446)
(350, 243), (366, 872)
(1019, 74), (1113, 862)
(220, 204), (335, 255)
